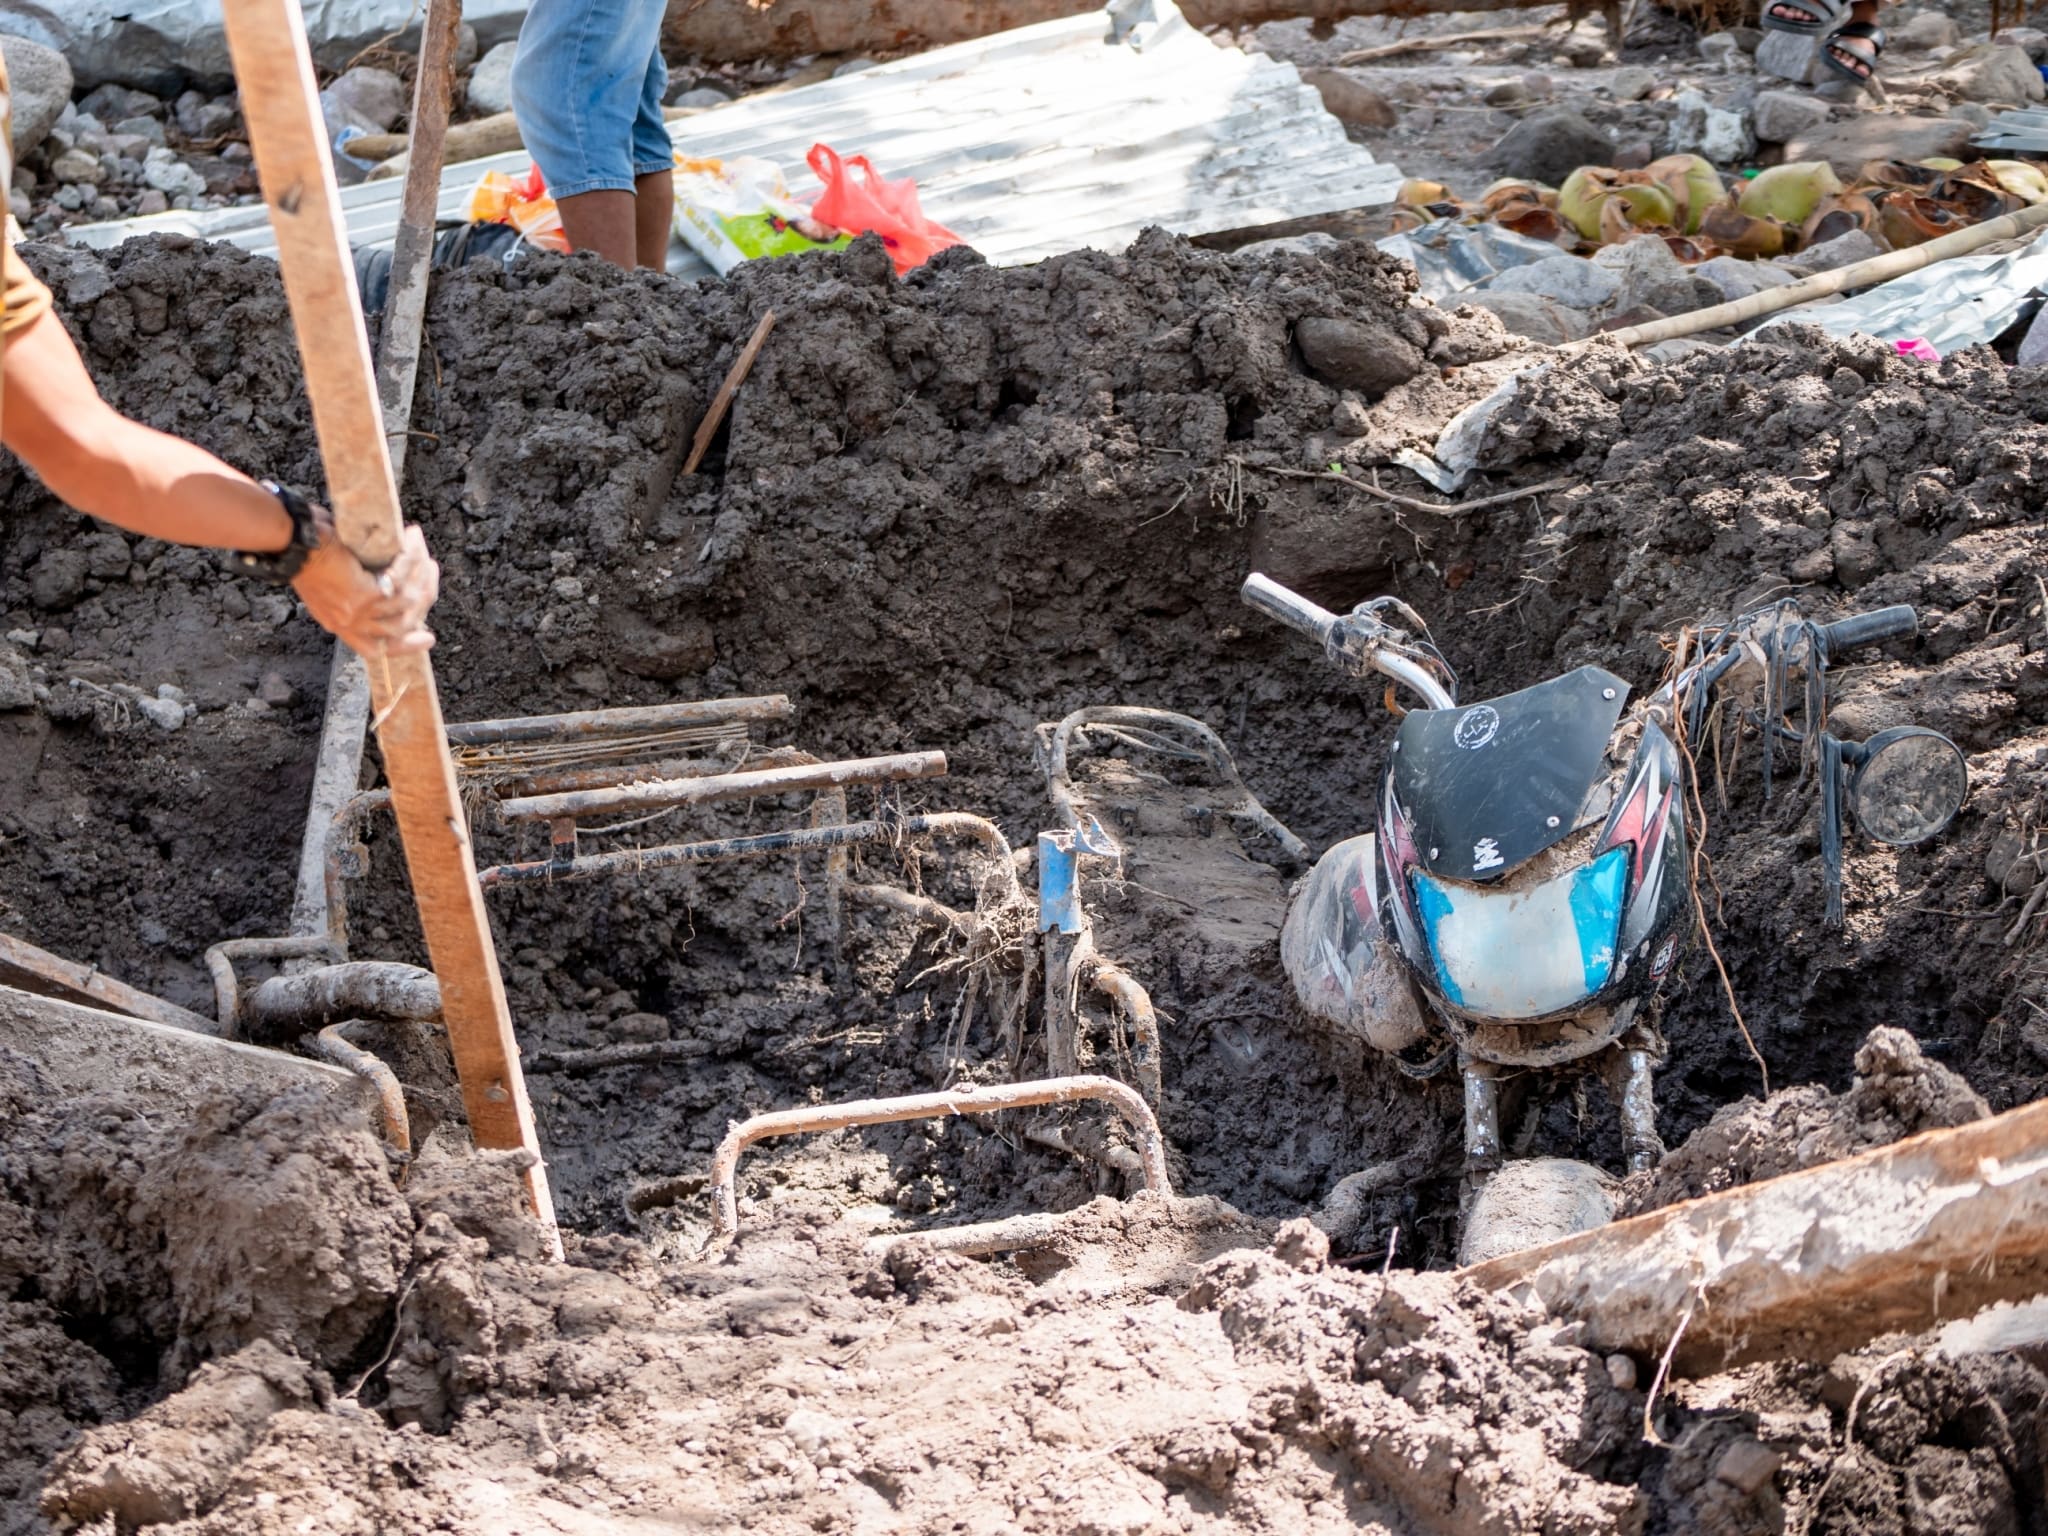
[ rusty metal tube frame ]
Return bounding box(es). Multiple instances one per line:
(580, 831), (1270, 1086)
(444, 696), (791, 747)
(709, 1074), (1171, 1241)
(205, 935), (345, 1036)
(1086, 959), (1160, 1106)
(477, 811), (1015, 889)
(247, 961), (442, 1031)
(495, 749), (948, 826)
(314, 1020), (410, 1153)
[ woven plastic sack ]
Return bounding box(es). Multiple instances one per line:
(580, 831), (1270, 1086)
(805, 143), (964, 275)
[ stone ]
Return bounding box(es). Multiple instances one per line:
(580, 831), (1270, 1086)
(669, 87), (737, 111)
(1487, 254), (1621, 310)
(188, 99), (237, 141)
(5, 189), (25, 222)
(1728, 25), (1765, 52)
(1590, 236), (1715, 316)
(82, 531), (129, 579)
(29, 550), (89, 611)
(1751, 88), (1830, 143)
(0, 642), (31, 711)
(1558, 31), (1607, 67)
(108, 133), (152, 161)
(1894, 10), (1959, 50)
(1711, 1438), (1782, 1496)
(136, 695), (185, 732)
(48, 147), (105, 185)
(1484, 106), (1617, 185)
(1610, 66), (1656, 101)
(1604, 1354), (1639, 1391)
(1483, 79), (1530, 107)
(1667, 88), (1756, 162)
(453, 23), (480, 70)
(133, 188), (169, 215)
(1949, 101), (1995, 128)
(606, 1011), (669, 1043)
(141, 146), (206, 200)
(0, 35), (72, 156)
(322, 65), (407, 133)
(1300, 68), (1399, 128)
(1520, 71), (1554, 97)
(466, 39), (519, 115)
(78, 84), (158, 123)
(1464, 289), (1590, 343)
(1935, 43), (2046, 103)
(1694, 254), (1802, 304)
(1294, 315), (1424, 395)
(111, 115), (166, 146)
(1697, 32), (1743, 67)
(52, 184), (85, 211)
(1782, 115), (1973, 177)
(1233, 231), (1340, 260)
(1775, 226), (1884, 274)
(1329, 394), (1372, 436)
(2003, 26), (2048, 62)
(1756, 28), (1824, 85)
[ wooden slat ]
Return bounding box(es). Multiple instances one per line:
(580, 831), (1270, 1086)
(220, 0), (557, 1247)
(0, 931), (220, 1035)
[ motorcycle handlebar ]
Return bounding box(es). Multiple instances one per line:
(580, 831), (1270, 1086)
(1240, 573), (1337, 643)
(1817, 605), (1917, 656)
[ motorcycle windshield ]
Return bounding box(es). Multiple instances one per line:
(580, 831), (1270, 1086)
(1410, 846), (1629, 1020)
(1391, 666), (1629, 882)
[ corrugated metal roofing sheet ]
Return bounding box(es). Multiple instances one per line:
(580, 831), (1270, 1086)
(64, 0), (1401, 276)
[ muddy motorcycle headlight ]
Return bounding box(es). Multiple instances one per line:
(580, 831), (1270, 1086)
(1407, 848), (1628, 1022)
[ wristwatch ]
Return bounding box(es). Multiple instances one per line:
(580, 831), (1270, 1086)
(227, 481), (330, 584)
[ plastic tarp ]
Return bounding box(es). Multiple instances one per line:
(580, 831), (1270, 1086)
(0, 0), (526, 91)
(1374, 219), (1567, 304)
(1749, 227), (2048, 354)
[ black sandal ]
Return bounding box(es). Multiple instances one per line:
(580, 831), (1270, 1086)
(1761, 0), (1844, 35)
(1823, 20), (1885, 81)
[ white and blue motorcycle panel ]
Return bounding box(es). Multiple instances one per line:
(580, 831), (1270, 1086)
(1409, 846), (1630, 1020)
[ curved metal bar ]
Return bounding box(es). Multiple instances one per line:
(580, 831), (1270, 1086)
(203, 935), (345, 1037)
(707, 1074), (1171, 1242)
(248, 961), (442, 1031)
(1086, 960), (1161, 1107)
(313, 1021), (411, 1153)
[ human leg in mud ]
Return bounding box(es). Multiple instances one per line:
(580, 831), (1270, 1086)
(508, 0), (676, 269)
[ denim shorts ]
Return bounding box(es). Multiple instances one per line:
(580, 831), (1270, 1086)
(508, 0), (672, 199)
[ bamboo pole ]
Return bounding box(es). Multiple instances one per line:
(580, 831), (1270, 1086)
(220, 0), (559, 1248)
(1600, 201), (2048, 349)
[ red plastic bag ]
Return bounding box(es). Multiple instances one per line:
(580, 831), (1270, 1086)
(806, 143), (964, 274)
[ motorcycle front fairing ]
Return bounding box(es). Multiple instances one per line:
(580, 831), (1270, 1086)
(1379, 672), (1690, 1027)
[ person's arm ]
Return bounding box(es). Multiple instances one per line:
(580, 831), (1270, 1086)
(2, 304), (439, 656)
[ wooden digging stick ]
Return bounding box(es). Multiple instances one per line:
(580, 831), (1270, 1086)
(220, 0), (559, 1249)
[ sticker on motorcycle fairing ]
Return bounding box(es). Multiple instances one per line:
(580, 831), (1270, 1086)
(1472, 837), (1504, 872)
(1453, 706), (1500, 749)
(1651, 933), (1677, 979)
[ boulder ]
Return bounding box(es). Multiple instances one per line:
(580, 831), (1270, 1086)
(1935, 43), (2046, 103)
(1781, 115), (1973, 178)
(0, 35), (70, 155)
(1484, 106), (1617, 186)
(1294, 315), (1424, 395)
(1893, 10), (1959, 49)
(1751, 88), (1830, 144)
(1300, 68), (1398, 128)
(321, 64), (407, 133)
(466, 39), (519, 115)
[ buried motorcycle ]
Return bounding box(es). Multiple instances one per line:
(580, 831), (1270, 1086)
(1235, 574), (1969, 1262)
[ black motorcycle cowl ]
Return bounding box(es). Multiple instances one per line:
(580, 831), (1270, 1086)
(1392, 665), (1629, 882)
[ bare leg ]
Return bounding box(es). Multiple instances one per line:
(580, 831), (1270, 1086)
(555, 188), (638, 268)
(634, 169), (674, 271)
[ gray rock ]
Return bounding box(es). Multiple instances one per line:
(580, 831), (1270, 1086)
(1949, 101), (1996, 127)
(1694, 254), (1802, 304)
(453, 23), (480, 70)
(133, 188), (168, 215)
(2002, 26), (2048, 62)
(467, 39), (519, 115)
(1233, 231), (1341, 260)
(1728, 25), (1765, 52)
(1521, 70), (1555, 98)
(1464, 289), (1590, 343)
(1936, 43), (2046, 103)
(1300, 67), (1399, 128)
(669, 87), (737, 111)
(1610, 66), (1656, 101)
(1751, 88), (1831, 143)
(29, 550), (89, 611)
(108, 132), (152, 161)
(82, 531), (129, 579)
(1591, 236), (1715, 315)
(1775, 227), (1884, 274)
(0, 642), (31, 711)
(52, 183), (85, 210)
(1558, 31), (1607, 67)
(1483, 79), (1531, 107)
(1667, 87), (1756, 162)
(48, 147), (105, 185)
(1486, 254), (1622, 311)
(140, 145), (205, 199)
(1295, 315), (1424, 395)
(1782, 115), (1972, 176)
(1697, 32), (1743, 67)
(1485, 106), (1617, 185)
(1894, 10), (1960, 49)
(1329, 394), (1372, 436)
(0, 35), (72, 155)
(77, 84), (157, 124)
(322, 65), (407, 133)
(111, 114), (166, 145)
(5, 188), (26, 222)
(136, 695), (185, 732)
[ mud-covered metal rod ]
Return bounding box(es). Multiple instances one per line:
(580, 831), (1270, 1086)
(314, 1021), (412, 1153)
(476, 811), (1013, 887)
(708, 1074), (1171, 1241)
(445, 696), (792, 747)
(496, 750), (949, 824)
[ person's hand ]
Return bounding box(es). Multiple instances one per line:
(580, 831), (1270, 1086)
(291, 523), (440, 658)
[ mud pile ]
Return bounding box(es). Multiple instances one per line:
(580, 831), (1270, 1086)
(0, 228), (2044, 1531)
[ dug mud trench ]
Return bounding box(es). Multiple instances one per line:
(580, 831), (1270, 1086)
(2, 230), (2046, 1532)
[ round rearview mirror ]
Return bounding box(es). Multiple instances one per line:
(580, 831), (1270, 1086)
(1849, 726), (1967, 846)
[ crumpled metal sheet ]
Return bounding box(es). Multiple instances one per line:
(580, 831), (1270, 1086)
(1749, 227), (2048, 354)
(1972, 107), (2048, 154)
(1374, 218), (1567, 304)
(63, 0), (1402, 280)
